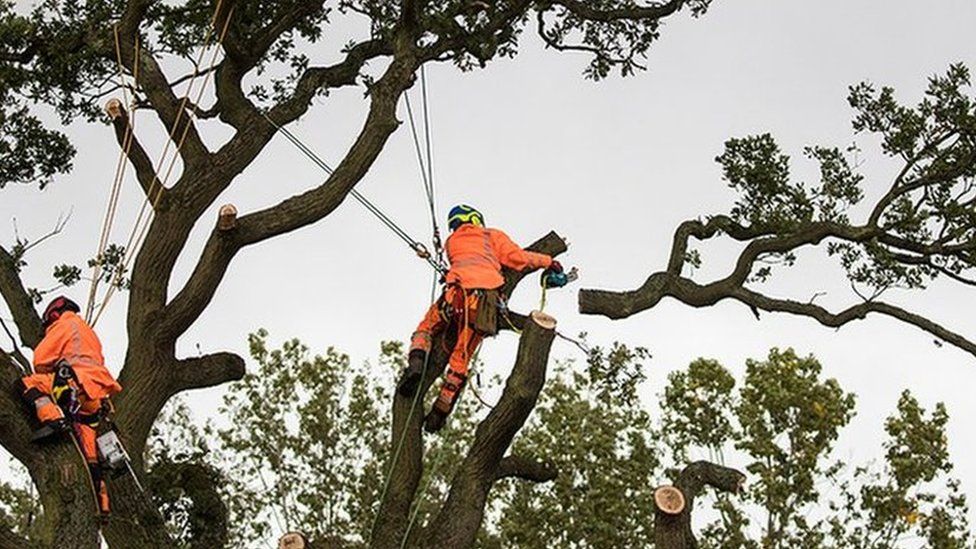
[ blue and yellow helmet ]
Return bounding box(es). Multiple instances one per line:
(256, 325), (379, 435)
(447, 204), (484, 231)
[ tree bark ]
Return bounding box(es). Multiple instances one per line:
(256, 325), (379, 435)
(654, 461), (745, 549)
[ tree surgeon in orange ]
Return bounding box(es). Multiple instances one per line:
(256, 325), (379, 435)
(398, 205), (563, 433)
(16, 296), (122, 519)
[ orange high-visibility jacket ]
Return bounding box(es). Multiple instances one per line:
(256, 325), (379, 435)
(444, 224), (553, 290)
(33, 311), (122, 401)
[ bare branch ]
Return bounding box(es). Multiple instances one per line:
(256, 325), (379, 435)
(115, 0), (209, 165)
(580, 192), (976, 358)
(170, 352), (245, 395)
(200, 38), (394, 210)
(156, 51), (416, 343)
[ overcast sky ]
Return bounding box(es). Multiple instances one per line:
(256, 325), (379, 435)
(4, 0), (976, 539)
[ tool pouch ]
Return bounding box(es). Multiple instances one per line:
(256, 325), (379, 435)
(473, 289), (500, 336)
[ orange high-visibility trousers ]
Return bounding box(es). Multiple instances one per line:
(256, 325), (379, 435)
(410, 286), (483, 379)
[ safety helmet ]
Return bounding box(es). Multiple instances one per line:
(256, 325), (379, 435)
(41, 296), (80, 328)
(447, 204), (484, 231)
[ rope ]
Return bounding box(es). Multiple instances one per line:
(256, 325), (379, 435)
(403, 65), (443, 261)
(86, 28), (141, 322)
(539, 276), (549, 311)
(260, 112), (447, 274)
(92, 2), (234, 327)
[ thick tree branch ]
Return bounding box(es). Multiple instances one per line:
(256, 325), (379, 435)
(654, 461), (745, 549)
(170, 352), (245, 395)
(581, 267), (976, 357)
(581, 206), (976, 357)
(209, 37), (393, 178)
(426, 312), (557, 549)
(553, 0), (687, 22)
(156, 50), (416, 343)
(495, 455), (558, 482)
(0, 354), (35, 465)
(107, 100), (160, 199)
(0, 246), (43, 348)
(115, 0), (209, 164)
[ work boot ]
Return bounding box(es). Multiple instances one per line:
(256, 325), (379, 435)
(424, 406), (448, 433)
(397, 350), (427, 398)
(424, 371), (466, 433)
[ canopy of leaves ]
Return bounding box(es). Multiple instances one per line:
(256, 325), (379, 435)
(710, 64), (976, 295)
(5, 332), (966, 547)
(0, 2), (75, 189)
(661, 349), (970, 549)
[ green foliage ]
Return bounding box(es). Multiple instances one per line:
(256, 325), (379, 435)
(584, 340), (650, 405)
(145, 331), (484, 547)
(1, 327), (970, 549)
(827, 391), (972, 548)
(0, 460), (40, 542)
(661, 357), (736, 460)
(736, 348), (856, 547)
(485, 356), (660, 549)
(212, 330), (393, 545)
(0, 2), (75, 189)
(714, 65), (976, 296)
(660, 349), (970, 549)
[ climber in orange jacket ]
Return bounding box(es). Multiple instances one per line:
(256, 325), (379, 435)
(16, 296), (121, 518)
(398, 205), (562, 433)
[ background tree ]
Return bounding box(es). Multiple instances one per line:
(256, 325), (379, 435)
(580, 64), (976, 358)
(0, 1), (717, 546)
(6, 334), (963, 548)
(660, 348), (971, 549)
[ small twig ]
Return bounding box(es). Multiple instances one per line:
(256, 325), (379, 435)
(16, 211), (73, 255)
(555, 330), (591, 355)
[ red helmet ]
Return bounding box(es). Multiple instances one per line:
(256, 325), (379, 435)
(41, 296), (80, 328)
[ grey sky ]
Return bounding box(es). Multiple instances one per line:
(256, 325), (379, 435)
(3, 0), (976, 540)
